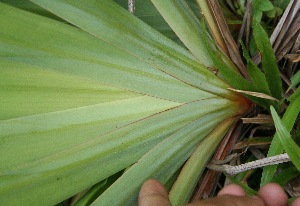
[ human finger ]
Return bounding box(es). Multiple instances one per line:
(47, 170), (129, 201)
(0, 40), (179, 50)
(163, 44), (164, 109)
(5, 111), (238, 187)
(188, 195), (264, 206)
(258, 183), (288, 206)
(138, 179), (171, 206)
(217, 184), (246, 196)
(291, 197), (300, 206)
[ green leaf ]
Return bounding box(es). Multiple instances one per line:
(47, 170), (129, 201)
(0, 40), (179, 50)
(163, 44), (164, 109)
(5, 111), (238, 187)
(261, 90), (300, 185)
(91, 107), (239, 205)
(253, 0), (274, 21)
(241, 42), (270, 95)
(169, 117), (235, 206)
(5, 0), (236, 101)
(0, 0), (62, 20)
(288, 70), (300, 91)
(1, 97), (240, 205)
(240, 42), (273, 108)
(113, 0), (201, 45)
(150, 0), (214, 67)
(0, 1), (248, 205)
(0, 61), (140, 120)
(270, 106), (300, 171)
(254, 0), (274, 11)
(271, 166), (299, 186)
(74, 171), (123, 206)
(225, 175), (257, 196)
(252, 19), (283, 100)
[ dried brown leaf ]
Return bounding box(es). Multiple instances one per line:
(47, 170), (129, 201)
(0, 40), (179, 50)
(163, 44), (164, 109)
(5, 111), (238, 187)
(228, 88), (280, 102)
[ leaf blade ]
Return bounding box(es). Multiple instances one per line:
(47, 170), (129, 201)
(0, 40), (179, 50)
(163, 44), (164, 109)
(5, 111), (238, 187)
(270, 106), (300, 171)
(252, 19), (283, 100)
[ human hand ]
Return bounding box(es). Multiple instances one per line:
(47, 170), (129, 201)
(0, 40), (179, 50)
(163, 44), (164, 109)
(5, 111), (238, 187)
(138, 179), (300, 206)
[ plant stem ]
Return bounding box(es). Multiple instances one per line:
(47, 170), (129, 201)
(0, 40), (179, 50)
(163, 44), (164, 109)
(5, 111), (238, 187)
(208, 153), (290, 176)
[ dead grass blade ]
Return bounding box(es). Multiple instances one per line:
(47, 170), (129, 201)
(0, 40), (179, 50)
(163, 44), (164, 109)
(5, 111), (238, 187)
(198, 0), (250, 80)
(228, 88), (280, 102)
(191, 122), (243, 200)
(242, 114), (273, 124)
(237, 0), (252, 50)
(253, 0), (300, 65)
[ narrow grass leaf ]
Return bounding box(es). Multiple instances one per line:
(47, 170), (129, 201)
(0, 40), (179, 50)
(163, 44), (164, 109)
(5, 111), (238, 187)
(261, 89), (300, 185)
(252, 19), (283, 100)
(288, 70), (300, 91)
(225, 175), (257, 196)
(241, 42), (271, 95)
(270, 106), (300, 171)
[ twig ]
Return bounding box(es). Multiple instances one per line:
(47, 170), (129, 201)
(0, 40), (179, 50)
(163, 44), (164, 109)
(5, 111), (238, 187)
(208, 153), (290, 176)
(128, 0), (135, 14)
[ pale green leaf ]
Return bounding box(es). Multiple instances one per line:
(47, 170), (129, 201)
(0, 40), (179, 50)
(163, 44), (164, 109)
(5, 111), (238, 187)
(150, 0), (214, 67)
(91, 106), (239, 205)
(0, 98), (240, 205)
(2, 1), (236, 102)
(0, 1), (247, 205)
(0, 61), (139, 119)
(169, 117), (235, 206)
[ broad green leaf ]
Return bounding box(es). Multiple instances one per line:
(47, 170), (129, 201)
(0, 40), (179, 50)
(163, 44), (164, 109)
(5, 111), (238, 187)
(169, 117), (235, 206)
(270, 106), (300, 171)
(252, 19), (283, 100)
(92, 107), (239, 205)
(0, 3), (214, 104)
(261, 89), (300, 185)
(30, 0), (236, 101)
(74, 171), (123, 206)
(150, 0), (214, 67)
(73, 180), (108, 206)
(0, 0), (62, 20)
(1, 1), (237, 102)
(0, 98), (241, 206)
(0, 61), (140, 119)
(0, 1), (249, 205)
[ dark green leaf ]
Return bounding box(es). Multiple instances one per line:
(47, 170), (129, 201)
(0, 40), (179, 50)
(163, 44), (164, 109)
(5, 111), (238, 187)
(252, 19), (283, 100)
(270, 106), (300, 171)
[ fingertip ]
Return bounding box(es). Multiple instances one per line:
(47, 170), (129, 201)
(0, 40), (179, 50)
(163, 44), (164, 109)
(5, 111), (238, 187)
(258, 183), (288, 206)
(218, 184), (246, 197)
(138, 179), (171, 206)
(291, 197), (300, 206)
